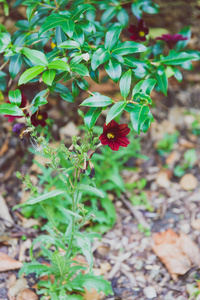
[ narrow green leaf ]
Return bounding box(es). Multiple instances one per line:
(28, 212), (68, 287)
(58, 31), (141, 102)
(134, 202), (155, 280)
(18, 66), (45, 85)
(119, 69), (132, 99)
(52, 252), (67, 276)
(117, 8), (129, 26)
(21, 48), (48, 66)
(84, 107), (102, 129)
(9, 89), (22, 106)
(105, 26), (121, 51)
(61, 207), (82, 219)
(25, 190), (65, 205)
(157, 51), (196, 65)
(113, 41), (147, 55)
(0, 103), (24, 116)
(91, 48), (110, 71)
(9, 53), (22, 79)
(42, 69), (56, 86)
(75, 233), (93, 269)
(81, 95), (113, 107)
(48, 60), (70, 71)
(71, 4), (95, 21)
(105, 58), (121, 83)
(78, 184), (104, 198)
(39, 14), (68, 36)
(132, 78), (156, 97)
(101, 6), (116, 24)
(106, 101), (126, 124)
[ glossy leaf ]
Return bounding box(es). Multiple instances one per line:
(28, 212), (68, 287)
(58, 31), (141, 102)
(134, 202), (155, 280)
(91, 48), (110, 71)
(117, 8), (129, 26)
(71, 64), (89, 77)
(21, 48), (48, 66)
(48, 60), (70, 71)
(9, 53), (22, 79)
(105, 58), (121, 83)
(42, 69), (56, 86)
(119, 69), (132, 99)
(175, 26), (191, 52)
(157, 51), (196, 65)
(0, 103), (24, 116)
(18, 66), (45, 85)
(59, 40), (80, 50)
(106, 101), (126, 124)
(39, 14), (69, 36)
(105, 26), (121, 51)
(132, 78), (156, 97)
(130, 104), (150, 134)
(81, 94), (113, 107)
(84, 107), (102, 129)
(62, 19), (74, 38)
(156, 65), (168, 96)
(71, 4), (95, 21)
(101, 6), (116, 24)
(9, 89), (22, 106)
(113, 41), (147, 55)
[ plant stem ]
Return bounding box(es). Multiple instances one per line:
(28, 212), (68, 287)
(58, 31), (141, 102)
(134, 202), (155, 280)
(0, 59), (10, 71)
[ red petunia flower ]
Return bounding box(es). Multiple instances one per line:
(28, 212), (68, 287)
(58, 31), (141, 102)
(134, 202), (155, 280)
(31, 110), (48, 127)
(5, 93), (27, 122)
(156, 34), (188, 49)
(128, 19), (149, 42)
(99, 120), (130, 151)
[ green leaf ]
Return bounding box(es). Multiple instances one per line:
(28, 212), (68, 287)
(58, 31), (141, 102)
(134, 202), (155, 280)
(132, 78), (156, 97)
(0, 103), (24, 116)
(119, 69), (132, 99)
(62, 19), (74, 38)
(126, 104), (150, 134)
(106, 101), (126, 124)
(42, 69), (56, 86)
(60, 93), (74, 103)
(71, 4), (95, 21)
(59, 40), (80, 50)
(112, 41), (147, 55)
(81, 94), (113, 107)
(70, 273), (113, 296)
(18, 66), (45, 85)
(39, 14), (69, 36)
(84, 107), (102, 129)
(60, 207), (82, 219)
(105, 26), (121, 51)
(157, 51), (196, 65)
(173, 68), (182, 82)
(117, 8), (129, 26)
(91, 48), (110, 71)
(51, 251), (67, 276)
(175, 26), (191, 52)
(9, 53), (22, 79)
(9, 89), (22, 106)
(19, 262), (51, 277)
(105, 58), (121, 83)
(71, 64), (89, 77)
(78, 184), (104, 198)
(25, 190), (65, 205)
(75, 233), (93, 269)
(73, 25), (85, 46)
(48, 60), (70, 71)
(156, 65), (168, 96)
(101, 6), (116, 24)
(21, 48), (48, 66)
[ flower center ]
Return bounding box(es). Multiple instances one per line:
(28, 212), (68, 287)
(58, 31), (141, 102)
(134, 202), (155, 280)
(139, 31), (145, 37)
(107, 132), (114, 139)
(37, 115), (43, 120)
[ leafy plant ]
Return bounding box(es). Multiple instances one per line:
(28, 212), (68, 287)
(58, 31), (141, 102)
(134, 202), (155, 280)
(156, 132), (179, 156)
(174, 149), (197, 177)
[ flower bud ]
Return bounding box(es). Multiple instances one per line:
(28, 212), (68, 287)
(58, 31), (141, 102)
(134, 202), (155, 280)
(55, 157), (60, 164)
(38, 136), (45, 143)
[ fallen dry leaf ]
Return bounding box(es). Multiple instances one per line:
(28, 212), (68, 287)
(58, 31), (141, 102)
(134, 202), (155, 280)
(156, 171), (171, 188)
(166, 151), (180, 166)
(0, 194), (14, 227)
(0, 252), (23, 272)
(16, 289), (38, 300)
(191, 219), (200, 231)
(152, 229), (200, 280)
(180, 174), (198, 191)
(8, 277), (28, 298)
(83, 288), (105, 300)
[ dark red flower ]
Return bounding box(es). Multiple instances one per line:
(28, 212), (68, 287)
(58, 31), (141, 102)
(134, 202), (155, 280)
(31, 110), (48, 127)
(99, 120), (130, 151)
(156, 34), (188, 49)
(128, 19), (149, 42)
(5, 93), (27, 122)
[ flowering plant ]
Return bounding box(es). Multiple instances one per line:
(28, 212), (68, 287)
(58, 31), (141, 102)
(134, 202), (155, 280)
(0, 0), (199, 298)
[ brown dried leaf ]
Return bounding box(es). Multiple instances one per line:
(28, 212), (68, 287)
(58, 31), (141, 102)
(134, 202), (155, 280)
(0, 252), (23, 272)
(83, 288), (105, 300)
(191, 219), (200, 231)
(152, 229), (200, 280)
(156, 171), (171, 188)
(180, 174), (198, 191)
(16, 289), (38, 300)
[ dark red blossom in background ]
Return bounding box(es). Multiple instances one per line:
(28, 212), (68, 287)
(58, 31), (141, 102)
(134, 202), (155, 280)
(99, 120), (130, 151)
(31, 110), (48, 127)
(128, 19), (149, 42)
(5, 93), (27, 122)
(156, 34), (188, 49)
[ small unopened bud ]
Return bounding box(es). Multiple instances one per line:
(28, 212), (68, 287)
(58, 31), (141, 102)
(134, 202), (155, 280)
(43, 148), (50, 155)
(38, 136), (45, 143)
(16, 171), (22, 179)
(55, 157), (60, 164)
